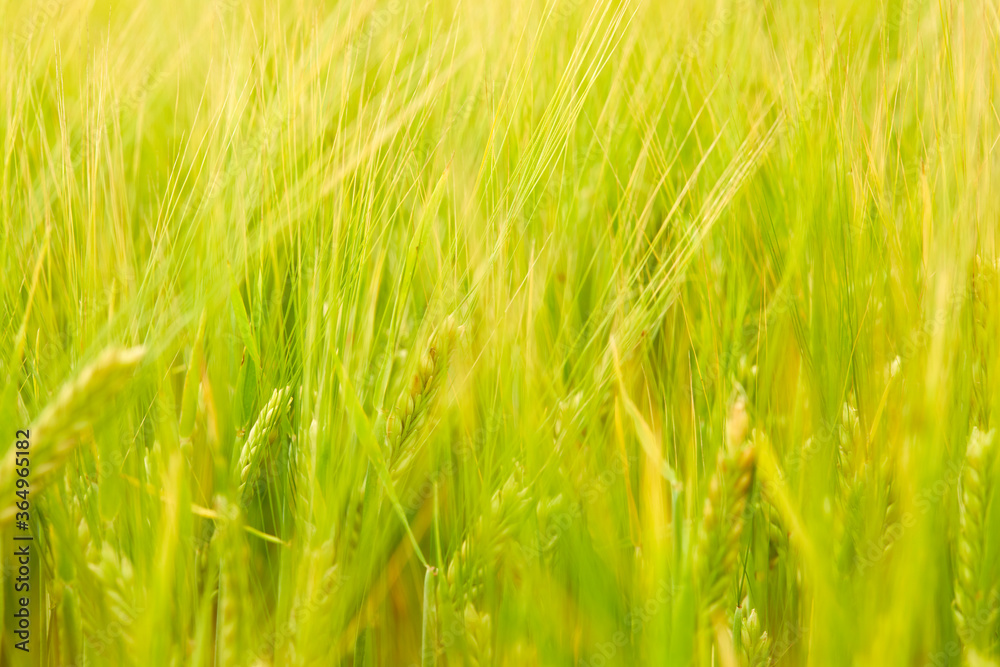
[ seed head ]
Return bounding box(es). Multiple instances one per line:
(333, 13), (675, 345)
(237, 385), (293, 500)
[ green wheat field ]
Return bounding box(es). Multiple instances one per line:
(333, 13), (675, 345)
(2, 0), (1000, 665)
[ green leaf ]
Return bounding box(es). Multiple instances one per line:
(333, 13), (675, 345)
(228, 263), (262, 373)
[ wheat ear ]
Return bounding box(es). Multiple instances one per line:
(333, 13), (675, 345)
(463, 602), (493, 667)
(736, 606), (771, 667)
(211, 496), (247, 667)
(445, 473), (531, 605)
(385, 316), (456, 471)
(236, 385), (292, 500)
(954, 427), (997, 653)
(437, 474), (528, 665)
(77, 520), (141, 660)
(0, 346), (146, 525)
(697, 399), (756, 628)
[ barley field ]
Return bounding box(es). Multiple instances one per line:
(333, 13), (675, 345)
(1, 0), (999, 665)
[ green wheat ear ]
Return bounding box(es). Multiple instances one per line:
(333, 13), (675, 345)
(445, 472), (532, 606)
(954, 427), (998, 654)
(463, 601), (493, 667)
(78, 519), (141, 661)
(697, 399), (757, 633)
(834, 400), (866, 576)
(236, 385), (292, 501)
(385, 315), (457, 471)
(436, 473), (530, 665)
(736, 606), (771, 667)
(0, 345), (146, 525)
(32, 346), (147, 441)
(211, 496), (248, 667)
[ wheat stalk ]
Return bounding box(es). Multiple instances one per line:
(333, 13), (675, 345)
(217, 559), (241, 666)
(60, 584), (83, 666)
(833, 400), (864, 574)
(970, 256), (996, 428)
(421, 566), (439, 667)
(765, 500), (789, 571)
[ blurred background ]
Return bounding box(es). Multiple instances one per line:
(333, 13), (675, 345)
(1, 0), (999, 664)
